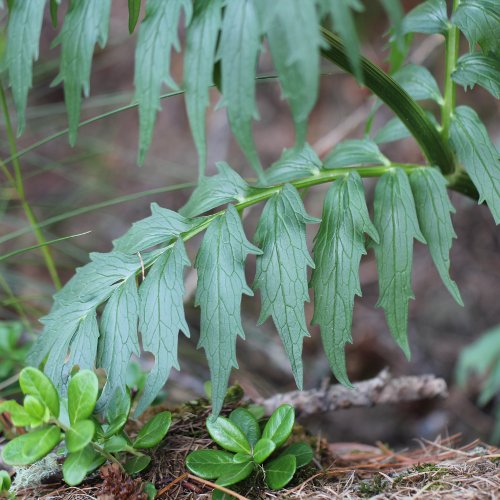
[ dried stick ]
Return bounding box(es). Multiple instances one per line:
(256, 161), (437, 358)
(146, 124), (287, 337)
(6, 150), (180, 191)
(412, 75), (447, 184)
(257, 368), (448, 417)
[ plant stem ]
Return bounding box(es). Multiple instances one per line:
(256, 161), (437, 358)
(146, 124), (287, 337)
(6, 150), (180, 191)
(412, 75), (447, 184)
(441, 0), (460, 140)
(320, 28), (456, 175)
(0, 85), (62, 290)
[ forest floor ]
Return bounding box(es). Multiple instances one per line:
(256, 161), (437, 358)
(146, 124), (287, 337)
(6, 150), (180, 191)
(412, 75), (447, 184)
(8, 395), (499, 500)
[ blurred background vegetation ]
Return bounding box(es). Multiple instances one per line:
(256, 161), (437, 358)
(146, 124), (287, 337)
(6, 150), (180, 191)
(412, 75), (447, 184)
(0, 1), (499, 446)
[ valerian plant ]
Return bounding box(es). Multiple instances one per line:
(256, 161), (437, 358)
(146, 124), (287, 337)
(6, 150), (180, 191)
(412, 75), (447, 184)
(0, 367), (171, 485)
(186, 405), (313, 496)
(1, 0), (499, 417)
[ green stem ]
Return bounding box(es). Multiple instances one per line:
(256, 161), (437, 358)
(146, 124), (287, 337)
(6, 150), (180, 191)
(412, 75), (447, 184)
(441, 0), (460, 139)
(320, 28), (456, 175)
(0, 85), (62, 290)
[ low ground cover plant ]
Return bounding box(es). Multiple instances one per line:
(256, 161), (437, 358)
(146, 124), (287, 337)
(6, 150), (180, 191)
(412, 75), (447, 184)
(186, 404), (313, 497)
(0, 367), (170, 486)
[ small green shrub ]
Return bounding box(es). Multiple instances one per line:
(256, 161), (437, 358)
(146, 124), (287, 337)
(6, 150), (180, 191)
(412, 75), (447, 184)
(0, 367), (171, 486)
(186, 404), (313, 497)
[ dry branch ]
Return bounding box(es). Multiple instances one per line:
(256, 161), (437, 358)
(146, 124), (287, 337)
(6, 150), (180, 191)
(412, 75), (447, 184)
(257, 368), (448, 416)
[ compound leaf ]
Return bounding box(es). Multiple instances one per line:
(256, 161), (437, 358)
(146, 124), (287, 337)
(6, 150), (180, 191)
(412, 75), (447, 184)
(113, 203), (196, 253)
(97, 276), (139, 409)
(402, 0), (448, 35)
(52, 0), (112, 145)
(450, 106), (500, 224)
(373, 169), (425, 356)
(134, 0), (192, 163)
(325, 139), (389, 168)
(409, 168), (463, 305)
(180, 162), (249, 218)
(311, 173), (378, 386)
(184, 0), (222, 178)
(265, 143), (322, 186)
(65, 311), (99, 378)
(452, 0), (500, 55)
(195, 205), (261, 416)
(254, 184), (319, 390)
(5, 0), (47, 135)
(392, 64), (443, 104)
(219, 0), (262, 177)
(135, 239), (190, 416)
(452, 53), (500, 99)
(267, 0), (321, 147)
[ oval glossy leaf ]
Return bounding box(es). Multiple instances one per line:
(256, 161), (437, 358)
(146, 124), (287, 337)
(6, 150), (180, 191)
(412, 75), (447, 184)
(2, 426), (62, 466)
(206, 416), (252, 454)
(133, 411), (172, 449)
(23, 395), (47, 421)
(253, 438), (276, 464)
(66, 419), (95, 453)
(104, 388), (131, 437)
(124, 454), (152, 474)
(103, 434), (130, 453)
(0, 470), (11, 491)
(19, 367), (60, 418)
(229, 408), (261, 447)
(68, 370), (99, 424)
(63, 445), (106, 486)
(216, 462), (255, 487)
(262, 404), (294, 448)
(0, 400), (36, 427)
(280, 442), (313, 468)
(264, 454), (297, 490)
(186, 449), (236, 479)
(232, 452), (252, 464)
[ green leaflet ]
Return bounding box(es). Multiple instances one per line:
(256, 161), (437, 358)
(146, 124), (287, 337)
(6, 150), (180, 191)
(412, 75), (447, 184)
(311, 173), (378, 386)
(128, 0), (141, 34)
(409, 168), (463, 306)
(219, 0), (263, 178)
(184, 0), (222, 178)
(378, 0), (405, 51)
(324, 139), (389, 168)
(374, 112), (439, 145)
(401, 0), (448, 35)
(5, 0), (47, 135)
(254, 184), (319, 390)
(180, 162), (249, 218)
(113, 203), (196, 253)
(373, 169), (425, 357)
(323, 0), (364, 82)
(195, 205), (261, 416)
(135, 239), (190, 416)
(28, 251), (143, 389)
(97, 276), (139, 408)
(452, 0), (500, 55)
(134, 0), (192, 164)
(267, 0), (321, 148)
(265, 143), (322, 185)
(392, 64), (443, 104)
(449, 106), (500, 224)
(52, 0), (112, 145)
(452, 53), (500, 99)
